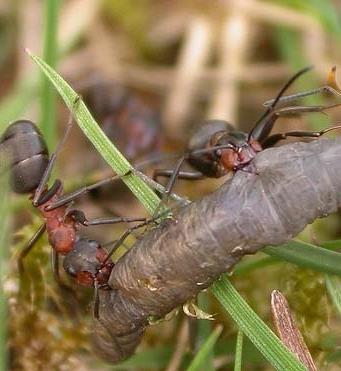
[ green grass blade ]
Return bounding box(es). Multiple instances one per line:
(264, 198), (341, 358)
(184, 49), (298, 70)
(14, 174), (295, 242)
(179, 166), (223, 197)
(234, 330), (244, 371)
(186, 325), (222, 371)
(40, 0), (61, 149)
(320, 239), (341, 250)
(234, 237), (341, 277)
(275, 0), (341, 35)
(264, 240), (341, 276)
(325, 275), (341, 315)
(27, 51), (160, 214)
(211, 277), (307, 371)
(196, 293), (214, 371)
(0, 2), (91, 135)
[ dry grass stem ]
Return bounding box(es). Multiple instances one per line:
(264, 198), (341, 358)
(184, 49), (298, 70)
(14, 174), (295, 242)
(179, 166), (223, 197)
(238, 0), (321, 31)
(163, 17), (212, 140)
(124, 63), (291, 95)
(271, 290), (317, 371)
(59, 0), (101, 48)
(17, 0), (42, 80)
(165, 320), (189, 371)
(208, 1), (251, 124)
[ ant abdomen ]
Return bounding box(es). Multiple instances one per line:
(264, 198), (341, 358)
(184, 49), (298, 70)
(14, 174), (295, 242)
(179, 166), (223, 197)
(0, 120), (49, 193)
(187, 120), (234, 178)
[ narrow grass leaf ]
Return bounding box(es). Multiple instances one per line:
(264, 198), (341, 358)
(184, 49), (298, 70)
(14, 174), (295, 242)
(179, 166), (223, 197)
(234, 238), (341, 277)
(186, 325), (222, 371)
(325, 275), (341, 315)
(320, 240), (341, 250)
(234, 330), (244, 371)
(211, 276), (307, 371)
(196, 293), (214, 371)
(27, 51), (160, 214)
(41, 0), (61, 149)
(264, 240), (341, 276)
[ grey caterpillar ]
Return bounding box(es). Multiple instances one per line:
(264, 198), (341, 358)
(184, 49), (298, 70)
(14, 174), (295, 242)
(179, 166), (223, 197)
(92, 137), (341, 363)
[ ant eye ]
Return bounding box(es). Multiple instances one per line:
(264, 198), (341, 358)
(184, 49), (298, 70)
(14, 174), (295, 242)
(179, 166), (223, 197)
(215, 149), (222, 157)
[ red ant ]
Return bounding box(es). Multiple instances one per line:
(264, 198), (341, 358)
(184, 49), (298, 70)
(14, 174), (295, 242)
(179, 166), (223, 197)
(81, 77), (163, 161)
(0, 103), (149, 289)
(153, 66), (341, 210)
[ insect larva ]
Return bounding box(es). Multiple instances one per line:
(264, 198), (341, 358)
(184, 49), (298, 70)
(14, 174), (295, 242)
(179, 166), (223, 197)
(92, 137), (341, 363)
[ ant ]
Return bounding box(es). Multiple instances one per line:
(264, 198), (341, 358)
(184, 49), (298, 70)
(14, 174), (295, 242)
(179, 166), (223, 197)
(76, 77), (164, 204)
(0, 104), (150, 290)
(81, 77), (163, 161)
(153, 66), (341, 209)
(62, 214), (162, 318)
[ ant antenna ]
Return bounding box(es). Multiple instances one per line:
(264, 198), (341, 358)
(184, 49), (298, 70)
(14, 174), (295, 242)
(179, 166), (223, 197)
(249, 66), (313, 140)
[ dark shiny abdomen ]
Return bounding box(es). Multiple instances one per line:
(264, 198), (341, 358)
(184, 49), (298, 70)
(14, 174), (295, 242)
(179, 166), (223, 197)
(187, 120), (233, 177)
(0, 120), (49, 193)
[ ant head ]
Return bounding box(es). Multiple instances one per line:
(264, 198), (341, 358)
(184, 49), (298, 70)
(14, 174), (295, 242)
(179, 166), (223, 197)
(187, 120), (236, 177)
(63, 237), (114, 288)
(210, 131), (262, 171)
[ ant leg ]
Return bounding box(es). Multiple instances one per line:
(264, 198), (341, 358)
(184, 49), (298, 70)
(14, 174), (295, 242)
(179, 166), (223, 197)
(93, 280), (100, 319)
(46, 170), (189, 211)
(45, 175), (121, 210)
(250, 102), (341, 145)
(153, 156), (188, 216)
(152, 145), (236, 214)
(272, 102), (341, 117)
(35, 179), (62, 207)
(83, 216), (147, 227)
(152, 144), (247, 213)
(152, 169), (204, 203)
(153, 169), (204, 183)
(249, 67), (313, 141)
(262, 125), (341, 148)
(45, 153), (184, 211)
(18, 223), (46, 275)
(263, 86), (341, 107)
(134, 169), (190, 205)
(102, 214), (165, 265)
(51, 249), (77, 294)
(264, 66), (340, 107)
(66, 209), (147, 226)
(104, 229), (142, 263)
(33, 96), (81, 206)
